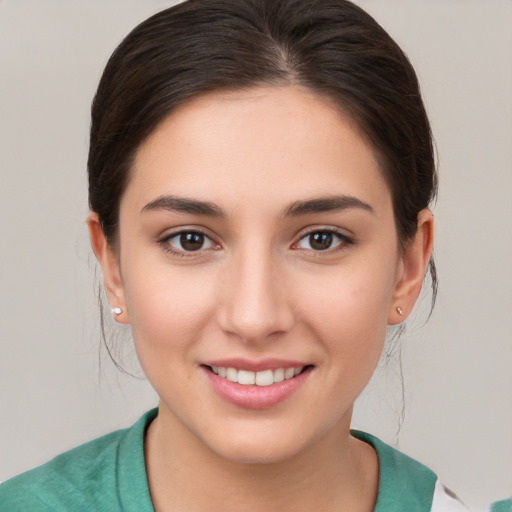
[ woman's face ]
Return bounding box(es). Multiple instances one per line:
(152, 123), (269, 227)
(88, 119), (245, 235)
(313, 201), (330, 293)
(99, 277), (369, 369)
(108, 86), (413, 463)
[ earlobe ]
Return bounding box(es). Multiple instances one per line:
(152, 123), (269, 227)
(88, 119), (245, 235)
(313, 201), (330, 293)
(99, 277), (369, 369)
(87, 212), (130, 324)
(388, 209), (434, 325)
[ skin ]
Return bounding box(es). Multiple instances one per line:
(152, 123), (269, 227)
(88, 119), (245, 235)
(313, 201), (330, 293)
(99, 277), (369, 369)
(88, 85), (433, 512)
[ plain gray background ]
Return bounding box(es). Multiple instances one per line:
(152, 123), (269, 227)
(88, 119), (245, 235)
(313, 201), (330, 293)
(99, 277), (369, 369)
(1, 1), (511, 510)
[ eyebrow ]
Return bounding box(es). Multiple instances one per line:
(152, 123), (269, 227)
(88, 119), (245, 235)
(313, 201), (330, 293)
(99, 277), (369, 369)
(283, 195), (374, 217)
(141, 195), (226, 217)
(141, 194), (374, 218)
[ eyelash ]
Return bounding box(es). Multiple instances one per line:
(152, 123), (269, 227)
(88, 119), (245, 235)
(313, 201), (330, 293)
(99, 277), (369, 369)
(158, 229), (218, 258)
(294, 228), (354, 253)
(158, 228), (354, 257)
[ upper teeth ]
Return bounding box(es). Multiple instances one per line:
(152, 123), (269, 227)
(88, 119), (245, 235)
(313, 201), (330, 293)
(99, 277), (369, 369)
(211, 366), (304, 386)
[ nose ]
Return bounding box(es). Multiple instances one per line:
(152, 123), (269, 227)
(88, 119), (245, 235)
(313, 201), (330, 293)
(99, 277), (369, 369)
(216, 244), (294, 344)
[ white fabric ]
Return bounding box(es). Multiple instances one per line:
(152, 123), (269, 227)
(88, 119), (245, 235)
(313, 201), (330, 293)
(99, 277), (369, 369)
(430, 479), (469, 512)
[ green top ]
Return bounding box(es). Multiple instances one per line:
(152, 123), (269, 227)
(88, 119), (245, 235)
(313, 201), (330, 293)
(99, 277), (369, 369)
(0, 409), (438, 511)
(489, 497), (512, 512)
(353, 430), (436, 511)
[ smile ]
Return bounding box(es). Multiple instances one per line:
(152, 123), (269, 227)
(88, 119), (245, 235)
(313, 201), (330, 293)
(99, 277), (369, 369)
(204, 363), (313, 409)
(209, 366), (305, 386)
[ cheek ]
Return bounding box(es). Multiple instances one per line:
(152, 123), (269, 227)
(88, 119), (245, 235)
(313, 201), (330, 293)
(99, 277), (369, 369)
(122, 260), (219, 370)
(302, 255), (396, 321)
(298, 256), (397, 368)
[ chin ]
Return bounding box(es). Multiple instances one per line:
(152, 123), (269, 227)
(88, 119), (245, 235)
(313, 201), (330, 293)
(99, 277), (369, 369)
(200, 421), (315, 466)
(214, 440), (302, 466)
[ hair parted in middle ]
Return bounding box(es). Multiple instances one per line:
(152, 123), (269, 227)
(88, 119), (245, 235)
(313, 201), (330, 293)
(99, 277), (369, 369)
(88, 0), (437, 284)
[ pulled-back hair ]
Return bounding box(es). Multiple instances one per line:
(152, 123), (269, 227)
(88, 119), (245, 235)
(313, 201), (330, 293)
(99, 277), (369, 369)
(88, 0), (437, 292)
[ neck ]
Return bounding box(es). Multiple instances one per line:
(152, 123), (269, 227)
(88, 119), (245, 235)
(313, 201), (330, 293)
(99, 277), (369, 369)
(145, 404), (378, 512)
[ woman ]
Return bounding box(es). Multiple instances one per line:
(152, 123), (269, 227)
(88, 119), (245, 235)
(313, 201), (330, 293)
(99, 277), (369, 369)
(0, 0), (468, 510)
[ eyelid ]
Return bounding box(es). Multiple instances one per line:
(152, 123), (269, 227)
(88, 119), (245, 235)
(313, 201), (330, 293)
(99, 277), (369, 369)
(158, 227), (221, 256)
(292, 226), (355, 252)
(156, 225), (354, 257)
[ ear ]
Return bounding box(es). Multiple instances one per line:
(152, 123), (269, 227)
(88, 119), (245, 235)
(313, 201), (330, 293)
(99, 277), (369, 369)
(87, 212), (130, 324)
(388, 209), (434, 325)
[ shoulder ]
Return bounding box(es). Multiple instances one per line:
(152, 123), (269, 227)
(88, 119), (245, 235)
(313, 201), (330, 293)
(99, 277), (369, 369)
(0, 429), (128, 511)
(352, 430), (468, 512)
(487, 497), (512, 512)
(0, 409), (157, 512)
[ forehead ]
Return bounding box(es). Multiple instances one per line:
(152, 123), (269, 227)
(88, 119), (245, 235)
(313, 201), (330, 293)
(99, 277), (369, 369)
(123, 85), (391, 215)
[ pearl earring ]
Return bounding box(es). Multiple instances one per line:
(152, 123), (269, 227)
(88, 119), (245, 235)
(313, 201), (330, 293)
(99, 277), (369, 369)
(396, 306), (404, 316)
(111, 307), (123, 316)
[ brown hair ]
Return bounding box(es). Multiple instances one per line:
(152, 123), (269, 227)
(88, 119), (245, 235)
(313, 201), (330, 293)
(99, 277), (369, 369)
(89, 0), (437, 294)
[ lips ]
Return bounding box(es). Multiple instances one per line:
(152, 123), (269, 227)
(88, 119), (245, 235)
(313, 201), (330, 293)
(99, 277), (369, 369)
(202, 360), (313, 409)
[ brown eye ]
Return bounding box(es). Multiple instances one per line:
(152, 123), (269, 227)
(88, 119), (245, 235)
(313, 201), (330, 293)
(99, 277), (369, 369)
(164, 231), (216, 253)
(309, 232), (333, 251)
(297, 230), (346, 251)
(180, 232), (205, 251)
